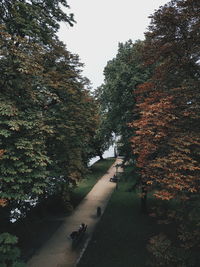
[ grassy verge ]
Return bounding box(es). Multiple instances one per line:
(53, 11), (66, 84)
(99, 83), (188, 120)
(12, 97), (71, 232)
(71, 157), (116, 208)
(77, 165), (160, 267)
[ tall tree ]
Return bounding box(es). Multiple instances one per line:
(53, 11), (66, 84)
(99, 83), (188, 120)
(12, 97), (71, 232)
(98, 40), (152, 161)
(0, 1), (100, 263)
(0, 27), (51, 212)
(88, 95), (112, 160)
(0, 0), (75, 210)
(130, 0), (200, 265)
(42, 41), (98, 182)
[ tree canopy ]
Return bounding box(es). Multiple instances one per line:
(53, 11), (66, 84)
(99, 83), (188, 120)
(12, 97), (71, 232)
(130, 0), (200, 265)
(96, 0), (200, 265)
(97, 40), (152, 161)
(0, 1), (100, 264)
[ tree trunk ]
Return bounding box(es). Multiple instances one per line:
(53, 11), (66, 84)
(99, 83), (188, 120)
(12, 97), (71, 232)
(114, 147), (117, 158)
(141, 184), (147, 213)
(99, 153), (104, 160)
(0, 205), (11, 230)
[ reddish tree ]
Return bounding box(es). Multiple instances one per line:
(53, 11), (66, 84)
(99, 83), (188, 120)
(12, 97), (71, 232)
(130, 0), (200, 265)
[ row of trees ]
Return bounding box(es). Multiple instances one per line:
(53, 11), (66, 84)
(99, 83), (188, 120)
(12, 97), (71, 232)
(132, 1), (200, 265)
(98, 0), (199, 265)
(0, 1), (106, 265)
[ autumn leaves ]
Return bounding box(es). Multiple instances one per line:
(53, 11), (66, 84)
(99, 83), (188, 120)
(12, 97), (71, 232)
(98, 0), (199, 265)
(130, 0), (200, 265)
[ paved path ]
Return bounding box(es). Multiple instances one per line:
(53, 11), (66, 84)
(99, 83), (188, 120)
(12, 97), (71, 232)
(27, 158), (123, 267)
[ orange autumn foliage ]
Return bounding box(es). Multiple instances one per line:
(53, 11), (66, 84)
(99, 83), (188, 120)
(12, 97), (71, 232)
(0, 199), (7, 207)
(130, 1), (200, 265)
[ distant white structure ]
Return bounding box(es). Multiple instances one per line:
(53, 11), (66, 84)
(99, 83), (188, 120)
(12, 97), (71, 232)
(88, 134), (121, 166)
(88, 145), (115, 166)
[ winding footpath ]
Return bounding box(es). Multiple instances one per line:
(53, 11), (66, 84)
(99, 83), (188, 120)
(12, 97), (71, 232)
(27, 158), (123, 267)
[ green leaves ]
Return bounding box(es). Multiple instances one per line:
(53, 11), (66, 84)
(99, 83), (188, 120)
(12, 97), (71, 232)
(0, 233), (25, 266)
(0, 1), (100, 263)
(0, 0), (75, 43)
(0, 0), (99, 211)
(98, 40), (152, 160)
(0, 101), (18, 117)
(0, 233), (18, 244)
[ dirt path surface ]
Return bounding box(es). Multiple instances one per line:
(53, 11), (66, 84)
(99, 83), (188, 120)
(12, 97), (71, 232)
(27, 158), (123, 267)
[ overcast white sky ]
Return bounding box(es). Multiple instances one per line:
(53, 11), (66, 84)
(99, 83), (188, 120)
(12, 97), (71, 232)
(58, 0), (169, 90)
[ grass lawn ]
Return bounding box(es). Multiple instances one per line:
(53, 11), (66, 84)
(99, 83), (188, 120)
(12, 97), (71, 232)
(77, 165), (160, 267)
(71, 157), (116, 208)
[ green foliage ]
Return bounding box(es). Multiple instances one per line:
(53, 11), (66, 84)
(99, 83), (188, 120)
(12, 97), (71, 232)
(0, 0), (100, 263)
(0, 233), (24, 267)
(0, 0), (98, 207)
(41, 39), (98, 183)
(97, 40), (152, 161)
(88, 100), (111, 159)
(0, 0), (75, 43)
(0, 27), (98, 211)
(0, 30), (50, 202)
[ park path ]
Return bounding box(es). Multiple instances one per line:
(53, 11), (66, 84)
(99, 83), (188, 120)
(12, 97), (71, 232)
(27, 158), (123, 267)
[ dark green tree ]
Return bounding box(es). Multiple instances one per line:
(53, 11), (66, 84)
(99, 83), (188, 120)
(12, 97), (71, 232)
(0, 0), (75, 210)
(0, 0), (99, 263)
(90, 106), (111, 160)
(0, 28), (51, 212)
(0, 0), (75, 43)
(98, 40), (152, 161)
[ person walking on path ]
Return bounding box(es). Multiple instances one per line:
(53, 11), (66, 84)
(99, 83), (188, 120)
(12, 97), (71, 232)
(27, 158), (123, 267)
